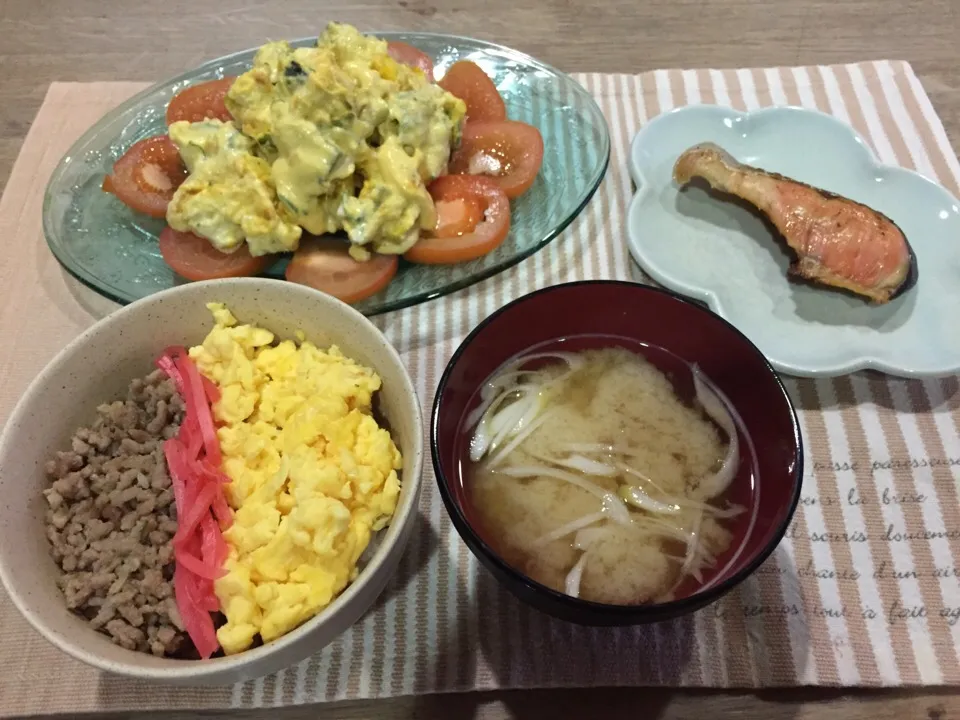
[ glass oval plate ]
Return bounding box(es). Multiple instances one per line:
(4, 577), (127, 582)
(43, 32), (609, 316)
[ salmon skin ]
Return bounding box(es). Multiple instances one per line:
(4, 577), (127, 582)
(673, 142), (917, 304)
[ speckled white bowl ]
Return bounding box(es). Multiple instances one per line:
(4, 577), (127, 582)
(0, 278), (424, 685)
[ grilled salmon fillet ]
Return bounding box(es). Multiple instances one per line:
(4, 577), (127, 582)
(673, 142), (916, 304)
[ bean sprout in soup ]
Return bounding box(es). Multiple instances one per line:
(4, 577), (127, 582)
(465, 347), (746, 604)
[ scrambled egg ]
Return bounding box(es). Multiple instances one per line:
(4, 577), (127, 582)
(189, 303), (402, 654)
(167, 22), (466, 259)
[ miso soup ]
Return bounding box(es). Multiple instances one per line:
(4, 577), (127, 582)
(464, 346), (748, 605)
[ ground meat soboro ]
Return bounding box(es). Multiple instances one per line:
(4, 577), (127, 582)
(43, 369), (190, 657)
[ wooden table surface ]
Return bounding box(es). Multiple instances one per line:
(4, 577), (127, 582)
(2, 1), (959, 718)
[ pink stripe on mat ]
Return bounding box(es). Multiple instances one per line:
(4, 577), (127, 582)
(0, 61), (959, 716)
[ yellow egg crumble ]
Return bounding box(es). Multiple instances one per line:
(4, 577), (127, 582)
(188, 303), (402, 654)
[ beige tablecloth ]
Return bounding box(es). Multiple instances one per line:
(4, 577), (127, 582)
(1, 61), (959, 716)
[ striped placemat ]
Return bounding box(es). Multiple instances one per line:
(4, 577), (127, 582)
(0, 60), (959, 716)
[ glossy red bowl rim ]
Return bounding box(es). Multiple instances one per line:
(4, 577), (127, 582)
(431, 280), (804, 620)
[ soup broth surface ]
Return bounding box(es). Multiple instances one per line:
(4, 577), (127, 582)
(466, 346), (742, 605)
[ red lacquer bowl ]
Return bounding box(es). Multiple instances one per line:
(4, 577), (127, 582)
(432, 281), (803, 625)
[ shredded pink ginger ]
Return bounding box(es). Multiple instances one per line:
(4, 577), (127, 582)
(157, 346), (232, 659)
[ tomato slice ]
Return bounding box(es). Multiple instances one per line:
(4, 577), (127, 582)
(449, 120), (544, 199)
(104, 135), (188, 218)
(433, 196), (484, 238)
(405, 176), (510, 264)
(387, 41), (435, 83)
(438, 61), (506, 123)
(166, 77), (236, 125)
(285, 237), (399, 304)
(159, 226), (272, 281)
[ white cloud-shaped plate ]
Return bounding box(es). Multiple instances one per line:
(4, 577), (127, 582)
(626, 104), (960, 378)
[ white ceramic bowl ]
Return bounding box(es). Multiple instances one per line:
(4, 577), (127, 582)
(0, 279), (424, 685)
